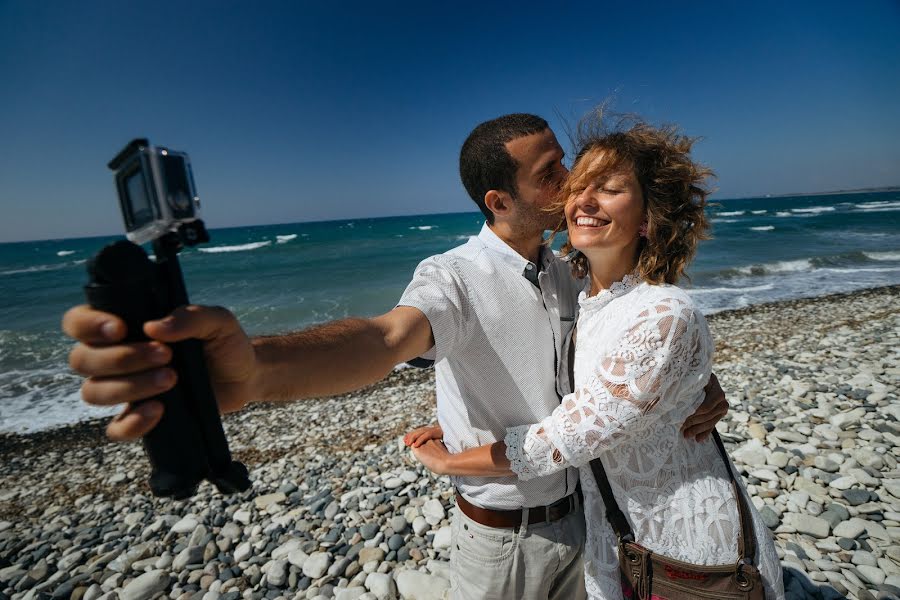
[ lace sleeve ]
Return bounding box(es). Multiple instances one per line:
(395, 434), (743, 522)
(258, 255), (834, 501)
(505, 296), (703, 480)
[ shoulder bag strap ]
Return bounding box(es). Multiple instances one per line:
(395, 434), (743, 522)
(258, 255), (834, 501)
(588, 456), (634, 541)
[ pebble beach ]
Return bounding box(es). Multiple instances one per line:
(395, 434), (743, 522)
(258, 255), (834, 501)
(1, 285), (898, 600)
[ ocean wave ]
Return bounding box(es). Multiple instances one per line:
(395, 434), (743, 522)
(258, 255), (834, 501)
(751, 210), (766, 215)
(197, 241), (272, 253)
(791, 206), (836, 214)
(726, 259), (813, 277)
(410, 225), (437, 231)
(56, 250), (76, 257)
(821, 266), (900, 274)
(854, 206), (900, 213)
(688, 283), (775, 295)
(864, 250), (900, 261)
(275, 234), (298, 243)
(716, 211), (745, 217)
(750, 226), (774, 231)
(0, 263), (70, 276)
(856, 201), (900, 209)
(711, 218), (738, 224)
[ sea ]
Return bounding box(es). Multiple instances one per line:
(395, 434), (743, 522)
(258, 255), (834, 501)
(1, 191), (899, 433)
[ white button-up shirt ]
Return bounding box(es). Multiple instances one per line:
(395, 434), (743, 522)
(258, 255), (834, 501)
(398, 224), (581, 510)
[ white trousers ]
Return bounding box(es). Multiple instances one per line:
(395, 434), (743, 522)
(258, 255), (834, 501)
(448, 503), (587, 600)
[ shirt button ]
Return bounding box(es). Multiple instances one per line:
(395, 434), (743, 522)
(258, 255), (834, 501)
(525, 264), (534, 270)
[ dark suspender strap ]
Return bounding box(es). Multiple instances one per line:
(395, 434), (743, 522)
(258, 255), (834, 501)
(589, 430), (757, 563)
(588, 456), (634, 541)
(712, 430), (757, 563)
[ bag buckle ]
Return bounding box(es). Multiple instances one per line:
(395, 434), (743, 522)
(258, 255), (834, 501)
(735, 558), (757, 590)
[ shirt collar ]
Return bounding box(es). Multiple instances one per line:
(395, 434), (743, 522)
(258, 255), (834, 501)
(477, 223), (554, 278)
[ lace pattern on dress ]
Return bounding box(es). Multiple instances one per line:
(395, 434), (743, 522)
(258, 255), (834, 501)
(505, 295), (697, 477)
(503, 280), (784, 599)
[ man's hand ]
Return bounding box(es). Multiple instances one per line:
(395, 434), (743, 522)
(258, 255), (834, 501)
(412, 439), (451, 475)
(681, 373), (728, 442)
(63, 304), (256, 441)
(404, 424), (443, 448)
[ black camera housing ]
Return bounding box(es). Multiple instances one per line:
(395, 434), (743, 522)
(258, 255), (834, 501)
(109, 138), (207, 246)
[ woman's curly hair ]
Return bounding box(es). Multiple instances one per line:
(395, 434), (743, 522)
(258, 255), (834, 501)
(551, 113), (714, 284)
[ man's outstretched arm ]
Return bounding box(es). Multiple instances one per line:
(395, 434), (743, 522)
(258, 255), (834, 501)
(251, 307), (434, 401)
(63, 304), (434, 440)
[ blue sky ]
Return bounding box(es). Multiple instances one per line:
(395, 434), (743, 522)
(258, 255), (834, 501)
(1, 1), (898, 242)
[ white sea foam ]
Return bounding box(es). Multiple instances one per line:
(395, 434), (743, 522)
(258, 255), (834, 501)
(751, 210), (766, 215)
(854, 206), (900, 213)
(791, 206), (836, 214)
(717, 210), (745, 217)
(864, 251), (900, 261)
(711, 218), (738, 224)
(856, 201), (900, 209)
(735, 259), (812, 275)
(688, 283), (775, 295)
(197, 241), (272, 253)
(1, 263), (69, 276)
(822, 266), (900, 274)
(276, 234), (298, 243)
(56, 250), (75, 257)
(409, 225), (436, 231)
(776, 211), (792, 217)
(750, 226), (775, 231)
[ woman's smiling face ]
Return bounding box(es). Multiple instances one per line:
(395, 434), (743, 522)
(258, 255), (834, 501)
(564, 149), (645, 254)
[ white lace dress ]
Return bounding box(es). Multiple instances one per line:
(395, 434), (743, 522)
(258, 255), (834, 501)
(505, 274), (784, 599)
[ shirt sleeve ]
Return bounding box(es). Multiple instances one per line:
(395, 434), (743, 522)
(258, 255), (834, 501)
(397, 255), (470, 363)
(505, 295), (705, 480)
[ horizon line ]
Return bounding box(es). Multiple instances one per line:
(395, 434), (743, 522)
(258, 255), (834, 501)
(2, 185), (898, 245)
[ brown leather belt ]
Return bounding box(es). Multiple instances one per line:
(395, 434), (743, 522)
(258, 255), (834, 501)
(455, 487), (582, 529)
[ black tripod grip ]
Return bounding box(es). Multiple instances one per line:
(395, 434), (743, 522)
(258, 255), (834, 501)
(84, 240), (234, 498)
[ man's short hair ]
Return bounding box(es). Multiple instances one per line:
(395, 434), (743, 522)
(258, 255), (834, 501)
(459, 113), (549, 224)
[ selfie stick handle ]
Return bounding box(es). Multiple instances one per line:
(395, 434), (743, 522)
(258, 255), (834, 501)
(152, 233), (249, 492)
(85, 241), (209, 498)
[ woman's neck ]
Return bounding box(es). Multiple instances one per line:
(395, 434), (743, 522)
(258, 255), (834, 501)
(584, 243), (640, 296)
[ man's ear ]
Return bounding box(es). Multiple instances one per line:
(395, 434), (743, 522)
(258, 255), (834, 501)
(484, 190), (513, 221)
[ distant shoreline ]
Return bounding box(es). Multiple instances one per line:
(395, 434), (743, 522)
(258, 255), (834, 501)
(722, 185), (900, 202)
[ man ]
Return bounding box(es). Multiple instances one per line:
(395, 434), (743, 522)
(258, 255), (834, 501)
(64, 114), (726, 599)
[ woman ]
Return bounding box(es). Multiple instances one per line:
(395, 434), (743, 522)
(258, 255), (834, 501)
(406, 118), (784, 599)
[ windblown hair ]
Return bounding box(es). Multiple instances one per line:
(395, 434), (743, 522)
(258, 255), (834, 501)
(459, 113), (549, 224)
(553, 114), (714, 284)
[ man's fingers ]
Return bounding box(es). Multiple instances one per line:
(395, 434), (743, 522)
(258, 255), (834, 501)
(144, 305), (238, 343)
(62, 305), (126, 345)
(82, 368), (177, 406)
(70, 341), (172, 377)
(682, 415), (719, 440)
(106, 401), (164, 441)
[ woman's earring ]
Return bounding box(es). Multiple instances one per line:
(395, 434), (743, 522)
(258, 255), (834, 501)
(638, 221), (648, 238)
